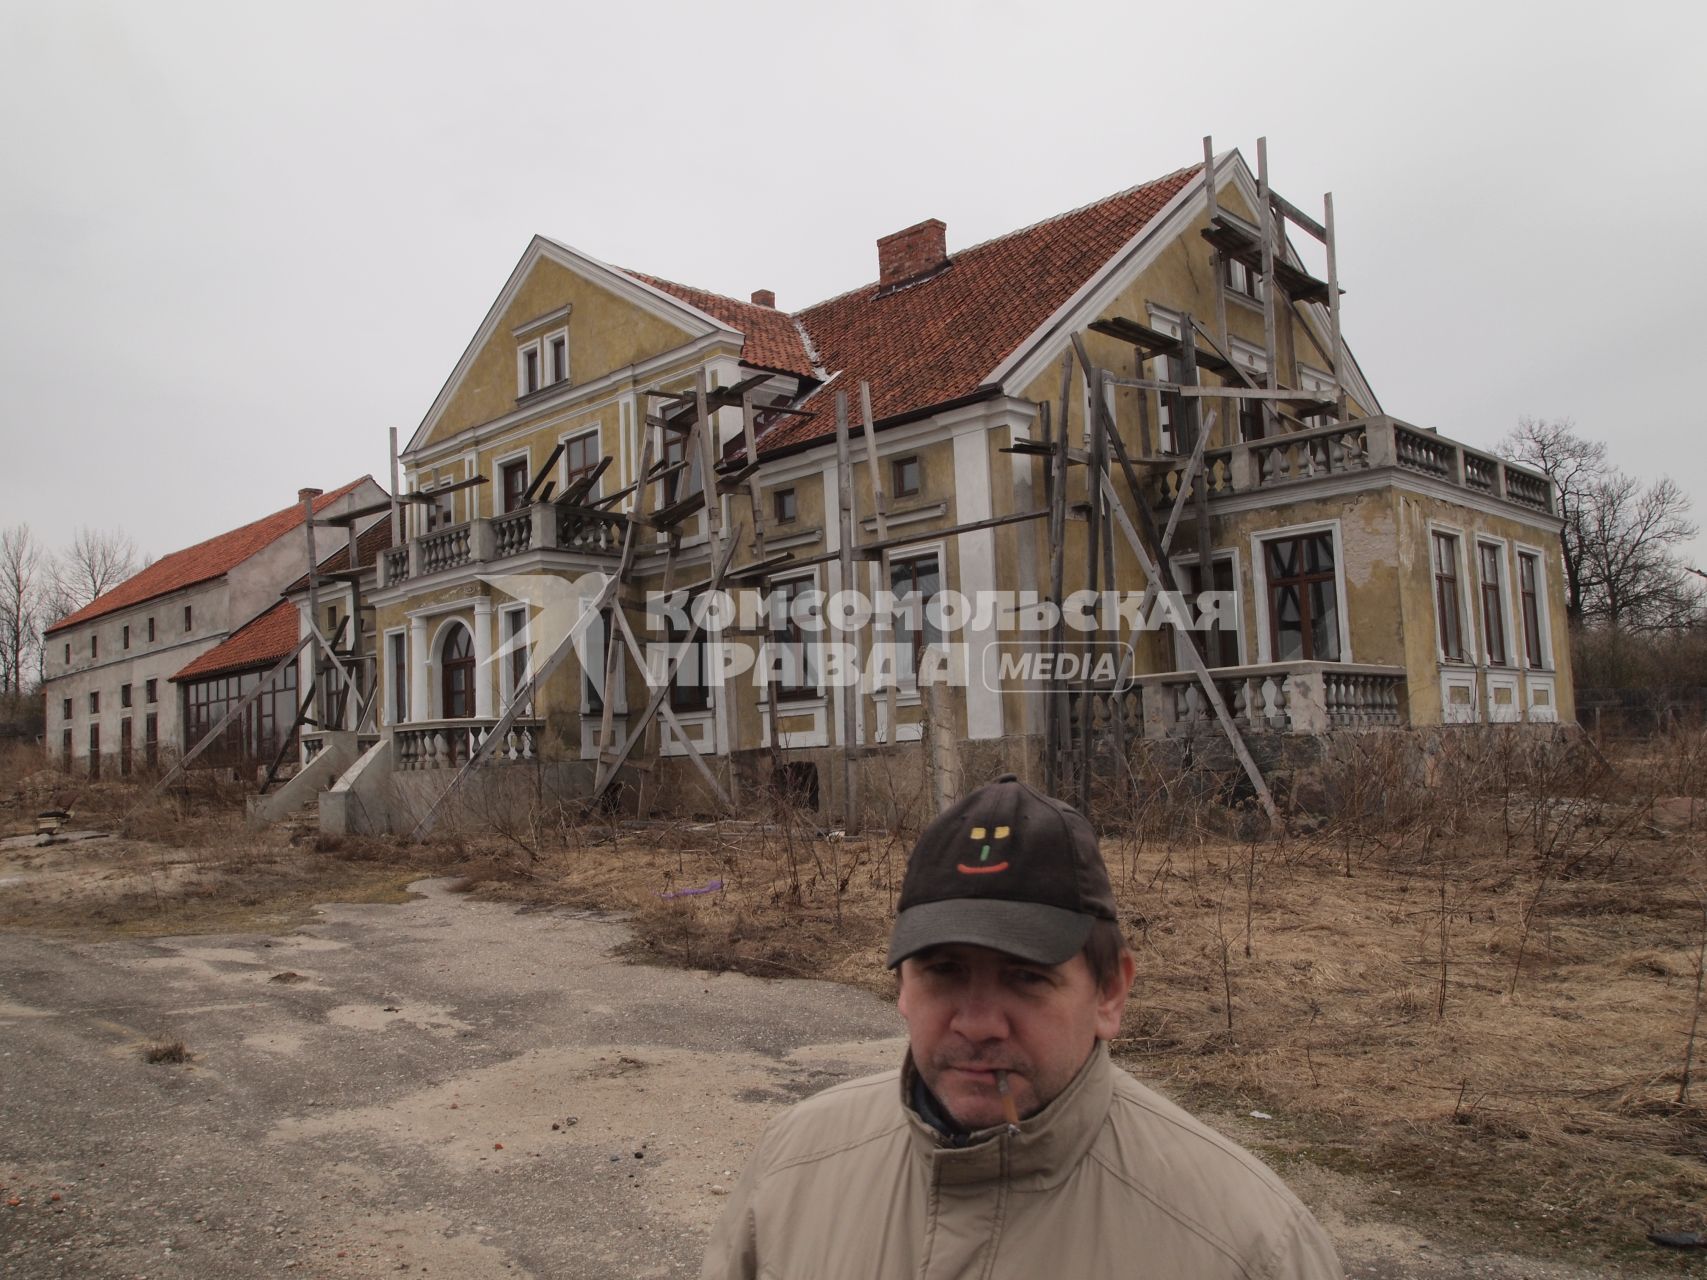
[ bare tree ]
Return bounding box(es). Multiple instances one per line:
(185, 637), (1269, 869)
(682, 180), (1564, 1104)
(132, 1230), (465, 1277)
(1498, 419), (1702, 631)
(0, 524), (44, 695)
(45, 526), (139, 621)
(1497, 418), (1607, 624)
(1577, 472), (1702, 631)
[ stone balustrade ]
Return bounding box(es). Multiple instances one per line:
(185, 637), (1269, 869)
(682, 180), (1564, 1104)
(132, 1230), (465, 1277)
(392, 718), (544, 771)
(376, 501), (624, 589)
(1149, 416), (1554, 517)
(1133, 661), (1407, 737)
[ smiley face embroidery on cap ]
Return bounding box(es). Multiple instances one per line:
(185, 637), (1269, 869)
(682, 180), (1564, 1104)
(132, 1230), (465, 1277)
(958, 824), (1011, 875)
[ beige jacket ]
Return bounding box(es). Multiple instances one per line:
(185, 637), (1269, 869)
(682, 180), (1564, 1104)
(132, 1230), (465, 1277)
(701, 1044), (1341, 1279)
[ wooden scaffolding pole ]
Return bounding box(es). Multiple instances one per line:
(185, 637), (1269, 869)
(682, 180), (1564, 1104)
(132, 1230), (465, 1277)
(833, 391), (861, 834)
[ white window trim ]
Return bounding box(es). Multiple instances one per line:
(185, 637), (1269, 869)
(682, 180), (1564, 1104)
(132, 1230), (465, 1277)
(1168, 548), (1246, 668)
(1474, 535), (1518, 670)
(517, 339), (544, 397)
(493, 447), (533, 513)
(580, 607), (627, 718)
(545, 326), (570, 387)
(1425, 520), (1476, 667)
(1513, 541), (1555, 672)
(886, 541), (948, 693)
(427, 616), (474, 720)
(560, 424), (603, 498)
(498, 605), (532, 714)
(384, 627), (408, 727)
(1146, 306), (1183, 454)
(1249, 518), (1352, 664)
(760, 568), (826, 707)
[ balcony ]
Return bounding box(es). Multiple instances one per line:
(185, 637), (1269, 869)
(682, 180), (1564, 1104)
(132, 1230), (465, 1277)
(1069, 661), (1408, 741)
(392, 718), (545, 771)
(1154, 416), (1555, 517)
(378, 502), (624, 588)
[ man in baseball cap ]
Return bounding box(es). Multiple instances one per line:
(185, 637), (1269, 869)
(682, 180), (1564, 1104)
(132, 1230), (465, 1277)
(703, 774), (1342, 1279)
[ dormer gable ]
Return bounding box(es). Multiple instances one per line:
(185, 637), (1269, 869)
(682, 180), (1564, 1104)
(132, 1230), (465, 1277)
(409, 236), (740, 452)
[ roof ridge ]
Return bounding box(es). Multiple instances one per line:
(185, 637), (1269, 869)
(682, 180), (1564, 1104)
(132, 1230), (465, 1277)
(626, 270), (772, 316)
(793, 163), (1204, 318)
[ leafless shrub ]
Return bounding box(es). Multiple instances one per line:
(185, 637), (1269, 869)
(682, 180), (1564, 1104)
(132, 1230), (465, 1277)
(141, 1039), (188, 1064)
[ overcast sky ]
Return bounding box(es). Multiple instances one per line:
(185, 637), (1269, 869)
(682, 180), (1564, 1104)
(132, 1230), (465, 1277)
(3, 0), (1703, 572)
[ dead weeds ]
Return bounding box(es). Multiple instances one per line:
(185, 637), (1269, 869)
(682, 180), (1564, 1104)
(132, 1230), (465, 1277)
(5, 728), (1707, 1269)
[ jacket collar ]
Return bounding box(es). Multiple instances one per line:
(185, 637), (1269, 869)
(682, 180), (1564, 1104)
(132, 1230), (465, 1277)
(900, 1042), (1115, 1189)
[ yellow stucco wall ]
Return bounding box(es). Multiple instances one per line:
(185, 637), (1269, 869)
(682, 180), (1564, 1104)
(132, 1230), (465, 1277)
(425, 255), (701, 447)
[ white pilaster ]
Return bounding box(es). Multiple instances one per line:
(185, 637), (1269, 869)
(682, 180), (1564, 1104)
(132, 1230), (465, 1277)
(409, 616), (429, 723)
(953, 426), (1003, 740)
(473, 598), (495, 719)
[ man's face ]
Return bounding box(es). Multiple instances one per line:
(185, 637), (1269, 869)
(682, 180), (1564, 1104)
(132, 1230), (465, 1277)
(897, 941), (1134, 1130)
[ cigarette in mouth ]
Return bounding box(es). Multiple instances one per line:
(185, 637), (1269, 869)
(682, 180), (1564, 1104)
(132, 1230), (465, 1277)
(995, 1070), (1020, 1129)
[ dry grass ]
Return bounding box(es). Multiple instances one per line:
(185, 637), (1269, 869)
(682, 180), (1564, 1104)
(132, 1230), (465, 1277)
(141, 1039), (189, 1065)
(5, 729), (1707, 1268)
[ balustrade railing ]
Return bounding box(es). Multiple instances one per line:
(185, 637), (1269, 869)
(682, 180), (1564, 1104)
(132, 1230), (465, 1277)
(1135, 662), (1407, 737)
(1141, 416), (1553, 517)
(558, 509), (624, 553)
(392, 718), (543, 771)
(1253, 421), (1370, 484)
(491, 509), (534, 559)
(382, 546), (410, 585)
(419, 523), (473, 575)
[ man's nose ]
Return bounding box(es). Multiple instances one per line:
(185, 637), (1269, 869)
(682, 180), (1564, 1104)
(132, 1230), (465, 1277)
(948, 987), (1009, 1042)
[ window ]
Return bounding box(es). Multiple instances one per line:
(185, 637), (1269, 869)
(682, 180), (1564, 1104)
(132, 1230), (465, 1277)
(123, 624), (130, 650)
(120, 719), (132, 777)
(147, 617), (155, 643)
(1432, 531), (1466, 662)
(1518, 551), (1546, 669)
(387, 631), (409, 724)
(121, 683), (132, 709)
(519, 342), (542, 396)
(89, 691), (99, 714)
(565, 431), (601, 495)
(62, 697), (72, 720)
(1263, 533), (1340, 661)
(91, 634), (98, 658)
(440, 625), (474, 719)
(183, 605), (193, 632)
(891, 456), (921, 498)
(1235, 394), (1264, 443)
(549, 334), (568, 384)
(660, 430), (688, 506)
(1478, 542), (1508, 667)
(183, 667), (298, 765)
(326, 605), (340, 644)
(583, 608), (614, 716)
(891, 553), (943, 682)
(87, 724), (99, 778)
(768, 577), (820, 701)
(773, 487), (797, 524)
(423, 487), (455, 531)
(63, 642), (70, 664)
(501, 459), (531, 513)
(1172, 557), (1241, 668)
(144, 713), (158, 768)
(145, 678), (157, 703)
(668, 595), (711, 713)
(502, 607), (531, 714)
(1224, 255), (1265, 302)
(61, 728), (72, 767)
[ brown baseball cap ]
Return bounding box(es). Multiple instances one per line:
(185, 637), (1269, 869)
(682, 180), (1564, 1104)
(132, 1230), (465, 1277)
(887, 773), (1118, 968)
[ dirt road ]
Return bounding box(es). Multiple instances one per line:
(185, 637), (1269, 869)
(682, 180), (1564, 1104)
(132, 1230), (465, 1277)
(0, 881), (1654, 1278)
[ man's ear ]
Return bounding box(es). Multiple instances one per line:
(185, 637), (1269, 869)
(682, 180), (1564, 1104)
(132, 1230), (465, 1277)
(1093, 950), (1137, 1042)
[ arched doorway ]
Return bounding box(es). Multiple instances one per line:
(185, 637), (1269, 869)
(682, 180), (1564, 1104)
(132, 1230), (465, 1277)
(440, 624), (475, 718)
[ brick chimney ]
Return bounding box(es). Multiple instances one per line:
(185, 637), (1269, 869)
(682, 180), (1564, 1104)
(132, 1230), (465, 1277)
(298, 487), (323, 504)
(877, 219), (947, 288)
(750, 289), (776, 308)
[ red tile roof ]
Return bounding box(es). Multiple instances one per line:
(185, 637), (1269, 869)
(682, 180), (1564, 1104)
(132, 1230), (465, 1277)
(619, 165), (1201, 460)
(45, 478), (375, 635)
(767, 165), (1201, 452)
(629, 274), (818, 380)
(171, 600), (301, 683)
